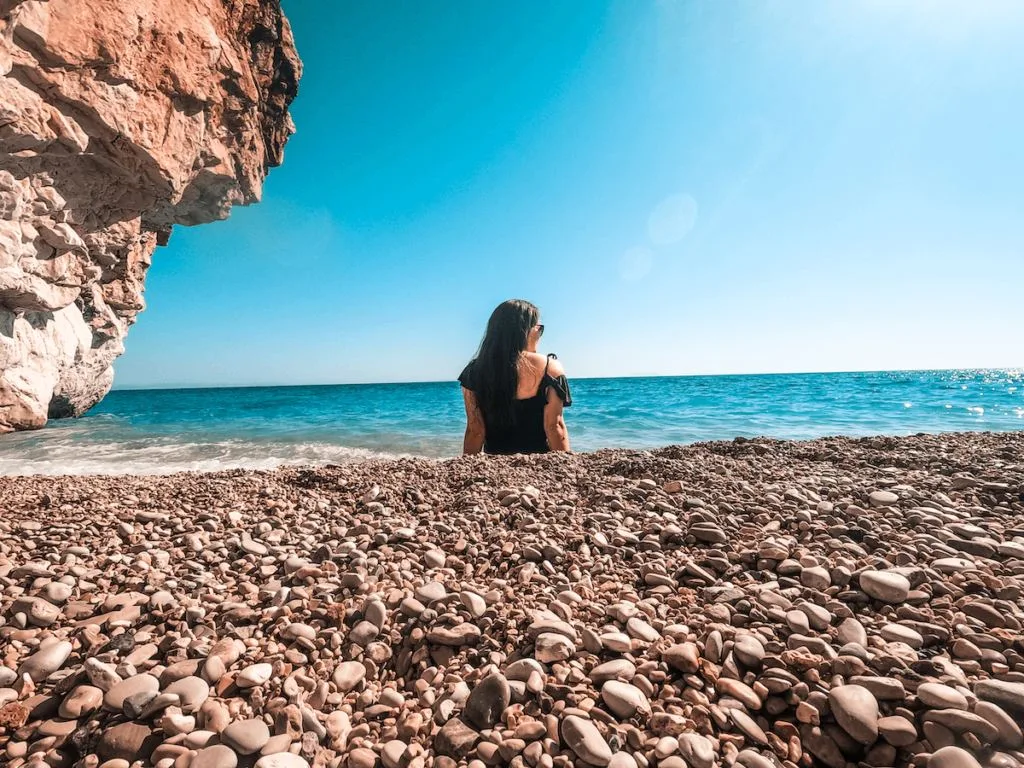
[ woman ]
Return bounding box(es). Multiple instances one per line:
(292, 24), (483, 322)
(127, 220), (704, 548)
(459, 299), (571, 455)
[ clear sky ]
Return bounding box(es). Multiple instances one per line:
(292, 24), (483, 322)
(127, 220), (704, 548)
(115, 0), (1024, 388)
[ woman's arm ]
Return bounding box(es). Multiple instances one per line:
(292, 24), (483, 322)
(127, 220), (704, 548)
(543, 358), (570, 452)
(462, 387), (485, 454)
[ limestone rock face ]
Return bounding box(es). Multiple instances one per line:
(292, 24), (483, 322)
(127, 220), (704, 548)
(0, 0), (300, 431)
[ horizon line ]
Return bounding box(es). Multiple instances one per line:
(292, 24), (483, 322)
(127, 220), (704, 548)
(111, 365), (1023, 393)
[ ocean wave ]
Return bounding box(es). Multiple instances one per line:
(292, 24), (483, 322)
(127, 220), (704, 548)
(0, 438), (415, 477)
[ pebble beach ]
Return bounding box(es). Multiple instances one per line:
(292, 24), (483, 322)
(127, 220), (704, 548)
(1, 432), (1023, 768)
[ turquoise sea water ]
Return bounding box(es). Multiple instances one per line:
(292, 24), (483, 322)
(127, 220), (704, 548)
(1, 369), (1021, 475)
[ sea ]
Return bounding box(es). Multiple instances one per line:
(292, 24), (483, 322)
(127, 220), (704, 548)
(1, 368), (1021, 476)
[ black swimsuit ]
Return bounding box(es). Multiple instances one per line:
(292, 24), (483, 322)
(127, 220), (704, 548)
(458, 354), (572, 455)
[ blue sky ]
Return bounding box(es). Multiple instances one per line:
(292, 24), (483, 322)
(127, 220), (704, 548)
(115, 0), (1024, 388)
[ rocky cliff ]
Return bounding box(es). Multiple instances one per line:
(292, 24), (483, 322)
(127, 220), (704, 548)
(0, 0), (300, 432)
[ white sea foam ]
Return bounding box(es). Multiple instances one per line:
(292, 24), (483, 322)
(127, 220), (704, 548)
(0, 438), (415, 477)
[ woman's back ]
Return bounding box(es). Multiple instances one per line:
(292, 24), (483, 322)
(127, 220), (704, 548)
(459, 352), (570, 455)
(459, 300), (571, 455)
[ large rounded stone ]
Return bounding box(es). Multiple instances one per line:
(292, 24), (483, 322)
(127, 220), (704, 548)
(828, 684), (879, 745)
(562, 715), (612, 767)
(860, 570), (910, 603)
(975, 680), (1024, 717)
(465, 673), (510, 730)
(917, 683), (968, 711)
(60, 685), (103, 718)
(104, 674), (160, 712)
(332, 661), (366, 692)
(17, 640), (72, 682)
(97, 722), (159, 761)
(928, 746), (982, 768)
(192, 745), (239, 768)
(221, 718), (270, 755)
(600, 681), (651, 720)
(163, 676), (210, 713)
(236, 663), (272, 688)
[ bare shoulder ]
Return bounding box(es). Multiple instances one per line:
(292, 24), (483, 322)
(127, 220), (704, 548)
(521, 351), (547, 371)
(545, 354), (566, 377)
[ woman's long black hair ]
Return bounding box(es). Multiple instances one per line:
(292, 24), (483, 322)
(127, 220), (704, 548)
(468, 299), (539, 428)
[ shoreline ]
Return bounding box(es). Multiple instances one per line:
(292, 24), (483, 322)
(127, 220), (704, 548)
(1, 431), (1022, 768)
(2, 429), (1023, 480)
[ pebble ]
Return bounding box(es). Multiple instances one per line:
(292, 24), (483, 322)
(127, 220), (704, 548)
(333, 661), (366, 692)
(828, 684), (879, 744)
(860, 570), (911, 603)
(17, 639), (72, 682)
(222, 717), (271, 754)
(192, 745), (239, 768)
(464, 673), (510, 729)
(2, 433), (1023, 768)
(59, 684), (103, 718)
(236, 663), (273, 688)
(928, 746), (983, 768)
(600, 680), (651, 719)
(562, 715), (613, 766)
(917, 683), (968, 710)
(103, 674), (159, 711)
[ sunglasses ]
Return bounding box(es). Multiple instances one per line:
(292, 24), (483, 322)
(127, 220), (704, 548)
(535, 324), (545, 337)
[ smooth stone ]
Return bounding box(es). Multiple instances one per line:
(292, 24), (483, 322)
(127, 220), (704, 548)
(677, 733), (715, 768)
(222, 718), (271, 754)
(104, 674), (160, 711)
(918, 683), (969, 710)
(535, 632), (575, 662)
(416, 581), (447, 603)
(262, 734), (295, 755)
(18, 640), (73, 682)
(347, 748), (378, 768)
(927, 746), (982, 768)
(662, 643), (700, 673)
(733, 635), (765, 668)
(869, 490), (899, 507)
(382, 740), (406, 768)
(600, 680), (650, 720)
(730, 709), (768, 745)
(465, 673), (510, 730)
(801, 566), (831, 590)
(975, 701), (1024, 749)
(333, 661), (366, 692)
(828, 684), (879, 745)
(562, 715), (612, 766)
(850, 676), (906, 701)
(192, 745), (239, 768)
(59, 685), (103, 718)
(459, 591), (487, 618)
(236, 663), (273, 688)
(975, 680), (1024, 717)
(97, 722), (157, 761)
(608, 754), (638, 768)
(426, 624), (481, 646)
(590, 659), (636, 685)
(505, 658), (545, 682)
(837, 618), (868, 646)
(163, 676), (210, 713)
(923, 709), (1000, 742)
(881, 623), (924, 648)
(879, 716), (918, 747)
(860, 570), (911, 603)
